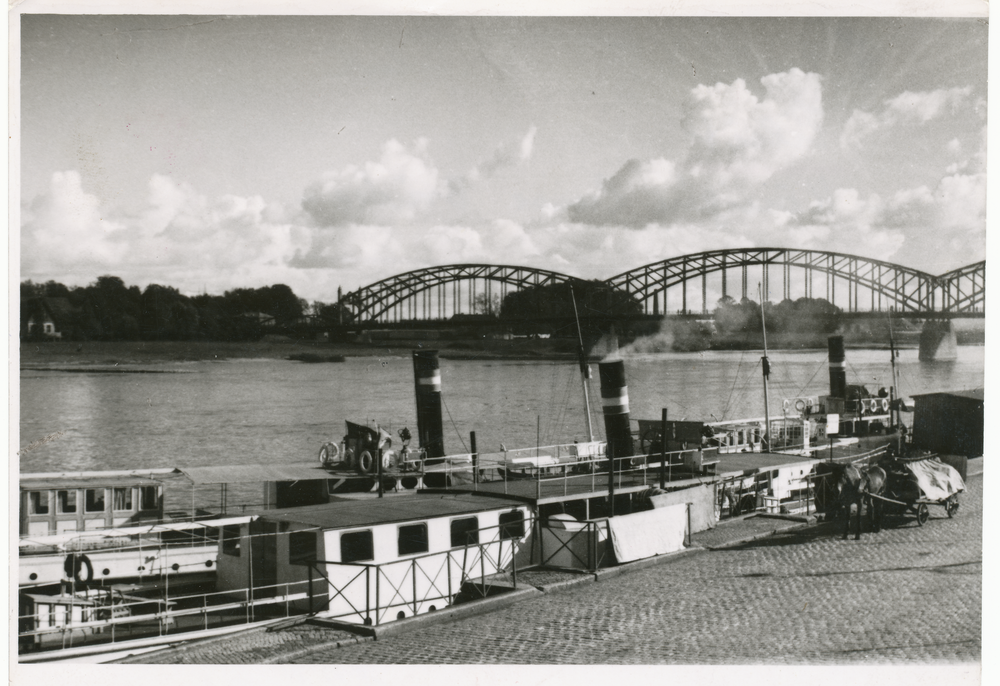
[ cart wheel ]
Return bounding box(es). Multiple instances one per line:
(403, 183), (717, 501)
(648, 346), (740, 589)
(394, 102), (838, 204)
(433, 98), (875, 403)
(946, 498), (959, 518)
(916, 503), (929, 526)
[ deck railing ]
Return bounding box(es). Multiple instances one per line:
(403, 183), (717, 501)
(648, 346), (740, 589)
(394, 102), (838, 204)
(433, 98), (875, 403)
(18, 579), (310, 653)
(304, 520), (531, 626)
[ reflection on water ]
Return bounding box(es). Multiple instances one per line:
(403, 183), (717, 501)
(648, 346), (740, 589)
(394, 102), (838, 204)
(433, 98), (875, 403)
(19, 346), (984, 479)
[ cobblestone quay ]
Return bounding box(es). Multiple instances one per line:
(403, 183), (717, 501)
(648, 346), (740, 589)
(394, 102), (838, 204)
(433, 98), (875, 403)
(135, 473), (982, 666)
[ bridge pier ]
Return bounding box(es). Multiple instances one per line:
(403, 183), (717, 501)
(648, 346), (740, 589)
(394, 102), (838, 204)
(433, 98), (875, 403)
(918, 320), (958, 362)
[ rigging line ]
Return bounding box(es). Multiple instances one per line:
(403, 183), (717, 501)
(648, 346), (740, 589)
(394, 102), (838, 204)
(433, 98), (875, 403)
(722, 345), (750, 420)
(794, 360), (826, 399)
(730, 358), (764, 419)
(440, 395), (469, 453)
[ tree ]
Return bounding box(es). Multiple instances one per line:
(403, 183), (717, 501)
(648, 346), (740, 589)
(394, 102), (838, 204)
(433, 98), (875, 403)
(473, 293), (502, 316)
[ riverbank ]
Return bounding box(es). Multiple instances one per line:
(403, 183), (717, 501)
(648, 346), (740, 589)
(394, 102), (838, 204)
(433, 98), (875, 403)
(17, 338), (582, 366)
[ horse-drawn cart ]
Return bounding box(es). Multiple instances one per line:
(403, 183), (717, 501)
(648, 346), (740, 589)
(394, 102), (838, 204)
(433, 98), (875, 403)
(876, 456), (964, 526)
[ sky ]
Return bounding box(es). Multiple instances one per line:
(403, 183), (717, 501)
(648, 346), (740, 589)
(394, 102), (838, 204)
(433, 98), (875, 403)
(17, 12), (988, 303)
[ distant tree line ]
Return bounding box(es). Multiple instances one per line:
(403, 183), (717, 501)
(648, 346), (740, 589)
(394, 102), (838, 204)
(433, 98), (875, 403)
(713, 296), (842, 336)
(20, 276), (313, 342)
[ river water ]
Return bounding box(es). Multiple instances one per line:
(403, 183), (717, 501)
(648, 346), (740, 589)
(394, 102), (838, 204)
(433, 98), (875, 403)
(19, 346), (984, 479)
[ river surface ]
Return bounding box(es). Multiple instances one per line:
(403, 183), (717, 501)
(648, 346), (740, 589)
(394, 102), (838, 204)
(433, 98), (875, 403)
(19, 346), (984, 479)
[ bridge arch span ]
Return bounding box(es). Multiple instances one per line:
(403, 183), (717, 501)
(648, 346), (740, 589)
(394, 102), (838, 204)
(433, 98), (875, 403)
(605, 248), (984, 316)
(341, 264), (587, 323)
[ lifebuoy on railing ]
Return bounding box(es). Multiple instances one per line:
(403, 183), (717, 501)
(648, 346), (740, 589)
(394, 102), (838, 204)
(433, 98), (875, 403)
(356, 450), (375, 475)
(782, 399), (790, 413)
(318, 442), (340, 466)
(64, 553), (93, 584)
(881, 398), (890, 412)
(794, 399), (806, 412)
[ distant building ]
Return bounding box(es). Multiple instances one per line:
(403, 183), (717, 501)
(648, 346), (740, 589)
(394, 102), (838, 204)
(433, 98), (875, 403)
(24, 297), (77, 339)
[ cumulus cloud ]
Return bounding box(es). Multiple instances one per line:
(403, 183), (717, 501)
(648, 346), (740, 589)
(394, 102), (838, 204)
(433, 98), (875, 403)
(840, 86), (972, 148)
(22, 171), (311, 294)
(21, 171), (129, 275)
(450, 126), (537, 192)
(301, 128), (539, 227)
(786, 166), (985, 271)
(568, 69), (823, 227)
(302, 138), (443, 227)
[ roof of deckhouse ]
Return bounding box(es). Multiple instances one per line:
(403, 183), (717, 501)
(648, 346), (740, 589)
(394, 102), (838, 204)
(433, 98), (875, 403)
(258, 493), (525, 530)
(912, 388), (984, 402)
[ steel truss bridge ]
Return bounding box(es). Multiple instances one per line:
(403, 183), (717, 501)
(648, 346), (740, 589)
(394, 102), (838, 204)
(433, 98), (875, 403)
(338, 249), (985, 324)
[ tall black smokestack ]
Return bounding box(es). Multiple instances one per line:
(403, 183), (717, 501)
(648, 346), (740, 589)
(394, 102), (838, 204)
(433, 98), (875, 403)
(412, 350), (445, 462)
(828, 335), (847, 399)
(599, 360), (633, 460)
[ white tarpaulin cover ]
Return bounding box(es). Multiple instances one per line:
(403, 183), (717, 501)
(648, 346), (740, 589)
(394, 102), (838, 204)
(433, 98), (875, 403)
(908, 458), (965, 501)
(608, 504), (687, 563)
(648, 482), (717, 532)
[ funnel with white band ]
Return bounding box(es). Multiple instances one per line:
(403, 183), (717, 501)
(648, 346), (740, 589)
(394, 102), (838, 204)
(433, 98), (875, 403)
(598, 359), (633, 460)
(412, 350), (445, 462)
(827, 335), (847, 399)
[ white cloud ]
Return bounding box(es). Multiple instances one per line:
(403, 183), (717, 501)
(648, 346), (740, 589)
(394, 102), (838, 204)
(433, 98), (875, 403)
(568, 69), (823, 227)
(785, 166), (985, 272)
(302, 138), (443, 227)
(840, 87), (972, 148)
(450, 125), (538, 192)
(21, 171), (129, 276)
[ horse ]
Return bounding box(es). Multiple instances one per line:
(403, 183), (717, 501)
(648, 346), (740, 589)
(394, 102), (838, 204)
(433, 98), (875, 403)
(831, 463), (887, 540)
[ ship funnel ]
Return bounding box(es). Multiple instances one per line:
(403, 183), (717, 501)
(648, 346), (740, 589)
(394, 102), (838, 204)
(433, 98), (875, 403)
(598, 359), (634, 460)
(412, 350), (445, 462)
(828, 335), (847, 399)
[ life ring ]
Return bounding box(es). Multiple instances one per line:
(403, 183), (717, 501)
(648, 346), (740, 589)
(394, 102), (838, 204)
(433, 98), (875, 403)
(881, 398), (890, 412)
(343, 448), (356, 470)
(794, 399), (806, 412)
(782, 399), (790, 413)
(64, 553), (93, 584)
(318, 442), (340, 466)
(356, 450), (375, 475)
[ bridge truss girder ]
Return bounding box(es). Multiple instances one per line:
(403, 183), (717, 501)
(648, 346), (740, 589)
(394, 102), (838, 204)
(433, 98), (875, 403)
(342, 264), (586, 323)
(604, 248), (984, 315)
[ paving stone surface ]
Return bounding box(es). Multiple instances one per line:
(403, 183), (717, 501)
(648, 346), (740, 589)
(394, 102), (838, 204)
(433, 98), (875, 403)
(131, 474), (981, 665)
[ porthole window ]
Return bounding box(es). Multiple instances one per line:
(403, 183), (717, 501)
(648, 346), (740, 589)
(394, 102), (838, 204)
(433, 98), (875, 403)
(450, 517), (479, 548)
(398, 523), (428, 556)
(499, 510), (526, 540)
(341, 530), (374, 563)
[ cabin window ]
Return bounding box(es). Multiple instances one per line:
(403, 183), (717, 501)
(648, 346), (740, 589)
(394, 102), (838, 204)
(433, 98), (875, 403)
(27, 491), (50, 515)
(499, 510), (526, 540)
(398, 523), (429, 556)
(450, 517), (479, 548)
(341, 530), (374, 563)
(112, 487), (133, 511)
(139, 486), (159, 511)
(221, 525), (241, 556)
(85, 489), (106, 513)
(289, 531), (318, 565)
(57, 490), (77, 514)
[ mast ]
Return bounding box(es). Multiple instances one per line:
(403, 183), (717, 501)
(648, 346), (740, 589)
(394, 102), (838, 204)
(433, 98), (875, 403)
(759, 285), (771, 452)
(888, 313), (902, 446)
(569, 284), (595, 442)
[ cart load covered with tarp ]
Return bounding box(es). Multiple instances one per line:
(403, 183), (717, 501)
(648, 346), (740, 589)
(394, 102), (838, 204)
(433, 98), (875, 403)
(906, 457), (965, 501)
(881, 456), (965, 525)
